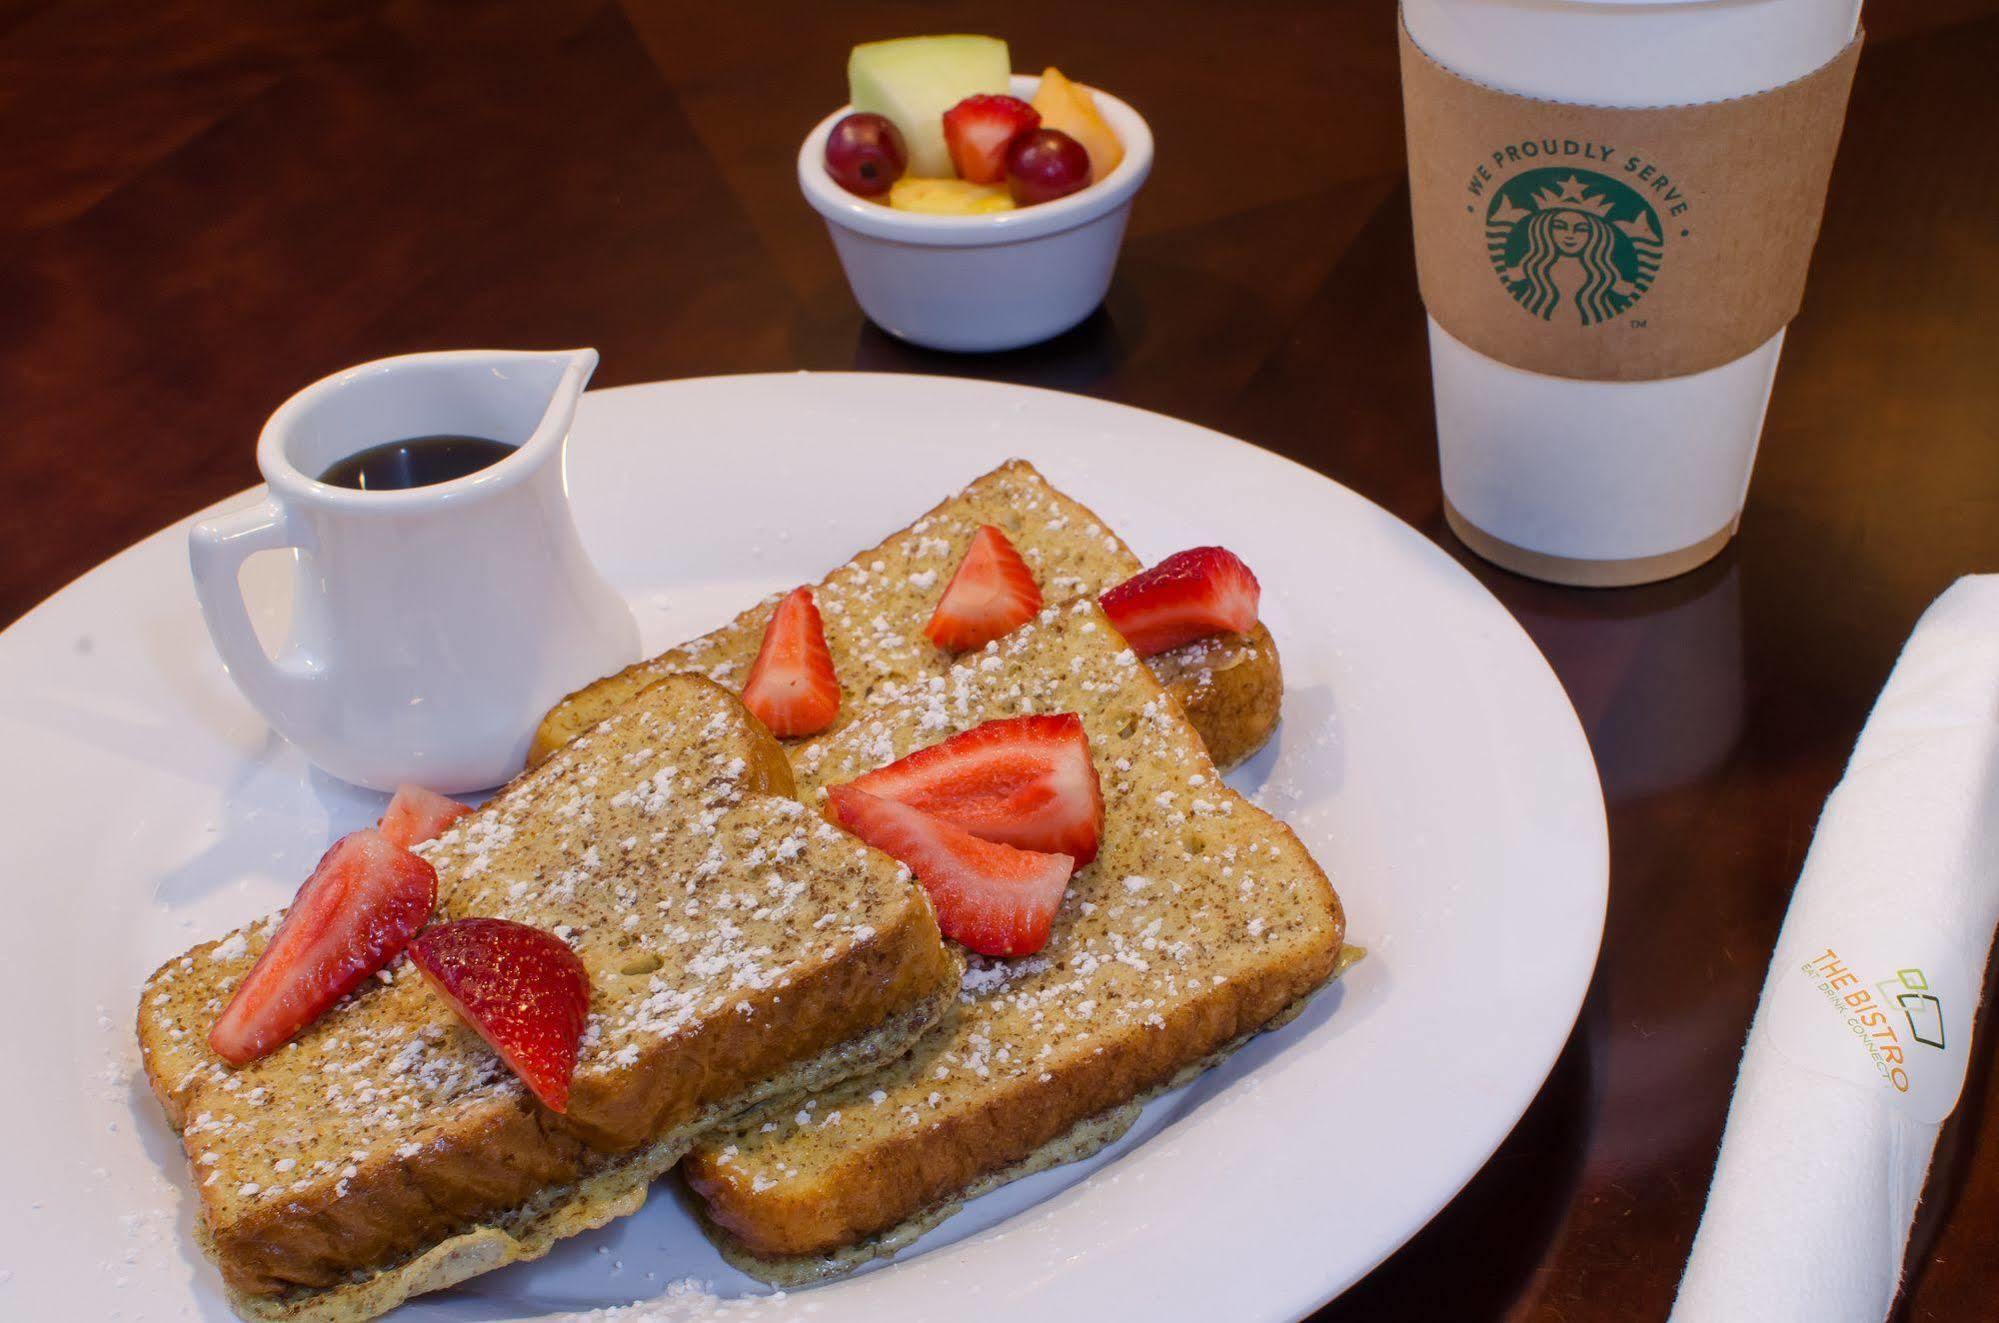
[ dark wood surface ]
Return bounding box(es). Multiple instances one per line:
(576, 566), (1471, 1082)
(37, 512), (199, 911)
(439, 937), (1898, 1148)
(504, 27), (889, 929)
(5, 2), (1996, 1318)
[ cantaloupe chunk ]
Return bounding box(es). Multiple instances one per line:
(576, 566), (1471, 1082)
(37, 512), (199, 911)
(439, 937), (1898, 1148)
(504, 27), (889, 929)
(1030, 67), (1124, 184)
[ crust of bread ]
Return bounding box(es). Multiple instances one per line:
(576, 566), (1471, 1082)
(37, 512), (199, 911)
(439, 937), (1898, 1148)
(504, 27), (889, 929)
(1152, 623), (1283, 771)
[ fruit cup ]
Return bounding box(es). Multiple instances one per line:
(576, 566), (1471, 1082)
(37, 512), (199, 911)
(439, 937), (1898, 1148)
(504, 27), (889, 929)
(798, 74), (1153, 353)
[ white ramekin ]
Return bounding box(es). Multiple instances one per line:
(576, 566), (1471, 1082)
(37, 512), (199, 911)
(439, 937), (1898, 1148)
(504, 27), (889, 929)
(798, 73), (1154, 353)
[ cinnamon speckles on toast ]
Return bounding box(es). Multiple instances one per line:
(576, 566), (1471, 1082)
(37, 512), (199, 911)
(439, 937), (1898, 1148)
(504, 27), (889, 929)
(529, 460), (1284, 771)
(138, 676), (954, 1311)
(682, 601), (1345, 1268)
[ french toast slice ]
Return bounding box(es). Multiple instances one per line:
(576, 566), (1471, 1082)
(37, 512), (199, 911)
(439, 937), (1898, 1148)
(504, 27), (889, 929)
(138, 675), (957, 1321)
(529, 460), (1283, 772)
(681, 601), (1348, 1279)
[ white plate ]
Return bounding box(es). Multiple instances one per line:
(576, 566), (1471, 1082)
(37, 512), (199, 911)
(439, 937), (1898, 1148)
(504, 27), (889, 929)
(0, 374), (1605, 1322)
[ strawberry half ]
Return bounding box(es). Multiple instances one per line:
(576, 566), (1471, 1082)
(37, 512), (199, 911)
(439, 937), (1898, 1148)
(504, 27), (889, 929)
(409, 918), (591, 1113)
(942, 94), (1041, 185)
(924, 525), (1043, 652)
(843, 714), (1103, 865)
(827, 784), (1073, 958)
(208, 829), (437, 1067)
(742, 586), (841, 737)
(1099, 546), (1261, 657)
(378, 784), (472, 850)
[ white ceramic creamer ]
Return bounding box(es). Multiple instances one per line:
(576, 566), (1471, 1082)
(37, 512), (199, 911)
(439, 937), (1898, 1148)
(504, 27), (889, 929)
(189, 349), (639, 792)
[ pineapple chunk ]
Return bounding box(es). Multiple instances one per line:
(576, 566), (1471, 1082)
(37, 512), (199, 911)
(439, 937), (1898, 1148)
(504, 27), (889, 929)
(887, 177), (1015, 215)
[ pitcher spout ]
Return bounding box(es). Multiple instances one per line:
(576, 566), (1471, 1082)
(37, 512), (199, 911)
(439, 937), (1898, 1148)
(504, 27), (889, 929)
(525, 348), (599, 453)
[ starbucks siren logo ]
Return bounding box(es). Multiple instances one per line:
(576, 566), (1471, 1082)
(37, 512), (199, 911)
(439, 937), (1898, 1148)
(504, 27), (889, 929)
(1485, 167), (1664, 326)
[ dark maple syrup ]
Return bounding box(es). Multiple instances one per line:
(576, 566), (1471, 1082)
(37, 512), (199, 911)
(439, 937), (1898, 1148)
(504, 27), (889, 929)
(318, 435), (516, 491)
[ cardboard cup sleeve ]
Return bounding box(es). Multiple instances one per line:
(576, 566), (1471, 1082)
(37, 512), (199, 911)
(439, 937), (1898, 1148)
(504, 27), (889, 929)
(1400, 21), (1862, 382)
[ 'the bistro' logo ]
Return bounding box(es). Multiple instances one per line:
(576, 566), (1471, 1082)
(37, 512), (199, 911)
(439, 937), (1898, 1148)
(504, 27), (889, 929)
(1807, 949), (1949, 1096)
(1483, 167), (1664, 326)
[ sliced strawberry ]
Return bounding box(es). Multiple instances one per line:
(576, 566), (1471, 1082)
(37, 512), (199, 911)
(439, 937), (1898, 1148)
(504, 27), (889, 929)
(827, 785), (1073, 958)
(942, 94), (1041, 185)
(208, 830), (437, 1066)
(843, 714), (1103, 865)
(924, 525), (1043, 652)
(1099, 546), (1261, 657)
(742, 586), (841, 737)
(378, 784), (472, 850)
(409, 918), (591, 1113)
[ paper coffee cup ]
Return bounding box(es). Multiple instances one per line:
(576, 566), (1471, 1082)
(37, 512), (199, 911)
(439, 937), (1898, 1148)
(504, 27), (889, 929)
(1402, 0), (1863, 587)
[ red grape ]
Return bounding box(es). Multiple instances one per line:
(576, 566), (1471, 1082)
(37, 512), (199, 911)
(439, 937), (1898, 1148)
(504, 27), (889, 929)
(1005, 129), (1091, 206)
(824, 113), (907, 198)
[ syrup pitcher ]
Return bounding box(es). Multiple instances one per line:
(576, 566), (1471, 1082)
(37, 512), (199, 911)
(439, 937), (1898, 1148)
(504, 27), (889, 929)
(189, 349), (640, 792)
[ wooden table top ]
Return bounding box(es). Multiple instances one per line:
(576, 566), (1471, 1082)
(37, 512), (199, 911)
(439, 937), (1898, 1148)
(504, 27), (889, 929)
(6, 2), (1996, 1318)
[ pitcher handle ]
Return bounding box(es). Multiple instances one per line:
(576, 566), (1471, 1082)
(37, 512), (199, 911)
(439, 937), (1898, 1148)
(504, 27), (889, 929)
(188, 497), (323, 735)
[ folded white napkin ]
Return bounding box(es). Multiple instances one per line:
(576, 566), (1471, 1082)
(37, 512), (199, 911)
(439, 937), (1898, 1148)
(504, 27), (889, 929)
(1674, 575), (1999, 1322)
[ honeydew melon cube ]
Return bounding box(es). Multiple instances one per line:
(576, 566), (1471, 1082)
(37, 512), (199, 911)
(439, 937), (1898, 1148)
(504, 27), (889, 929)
(848, 35), (1011, 179)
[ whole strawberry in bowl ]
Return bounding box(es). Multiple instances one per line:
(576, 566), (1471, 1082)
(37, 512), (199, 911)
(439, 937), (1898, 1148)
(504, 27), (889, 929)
(799, 35), (1153, 353)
